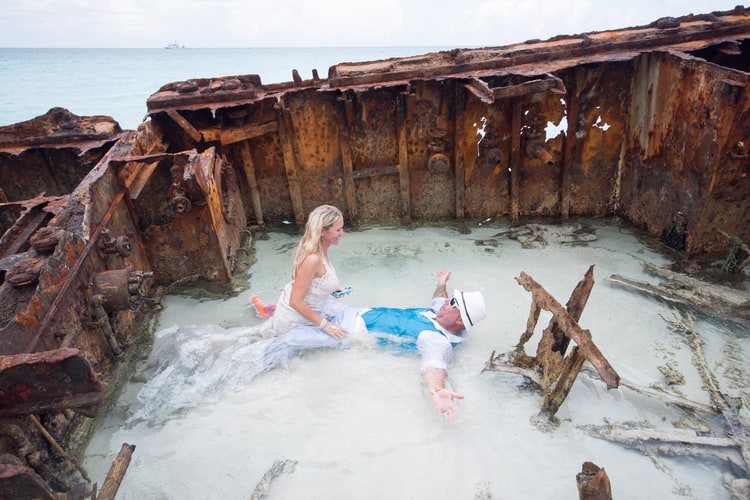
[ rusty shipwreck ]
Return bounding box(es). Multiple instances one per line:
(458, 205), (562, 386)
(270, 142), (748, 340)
(1, 7), (750, 499)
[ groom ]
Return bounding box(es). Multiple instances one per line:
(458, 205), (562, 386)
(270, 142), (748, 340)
(357, 270), (486, 420)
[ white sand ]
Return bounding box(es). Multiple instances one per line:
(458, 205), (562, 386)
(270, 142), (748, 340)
(83, 218), (749, 499)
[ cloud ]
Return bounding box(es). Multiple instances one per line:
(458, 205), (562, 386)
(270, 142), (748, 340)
(3, 0), (156, 47)
(0, 0), (743, 48)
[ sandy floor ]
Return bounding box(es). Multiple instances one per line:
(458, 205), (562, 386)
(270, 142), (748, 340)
(84, 218), (750, 499)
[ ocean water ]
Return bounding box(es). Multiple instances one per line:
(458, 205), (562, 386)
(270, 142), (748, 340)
(82, 220), (750, 499)
(0, 46), (451, 131)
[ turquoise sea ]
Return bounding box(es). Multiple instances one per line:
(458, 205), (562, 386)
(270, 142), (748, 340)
(0, 47), (450, 131)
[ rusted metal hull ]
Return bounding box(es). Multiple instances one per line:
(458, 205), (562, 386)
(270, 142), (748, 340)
(0, 7), (749, 497)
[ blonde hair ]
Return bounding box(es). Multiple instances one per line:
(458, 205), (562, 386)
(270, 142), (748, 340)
(291, 205), (343, 278)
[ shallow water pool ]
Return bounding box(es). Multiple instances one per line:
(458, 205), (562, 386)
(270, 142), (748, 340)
(83, 219), (750, 499)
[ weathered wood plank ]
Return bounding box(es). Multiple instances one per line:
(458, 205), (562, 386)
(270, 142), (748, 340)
(463, 78), (494, 104)
(166, 109), (202, 143)
(97, 443), (136, 500)
(516, 271), (620, 389)
(218, 121), (278, 145)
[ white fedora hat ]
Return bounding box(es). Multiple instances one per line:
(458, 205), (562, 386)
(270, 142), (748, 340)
(452, 290), (486, 331)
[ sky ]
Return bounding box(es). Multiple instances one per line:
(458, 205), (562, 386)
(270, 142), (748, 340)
(0, 0), (745, 49)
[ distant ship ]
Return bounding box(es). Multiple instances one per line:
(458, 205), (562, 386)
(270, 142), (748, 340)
(165, 41), (186, 49)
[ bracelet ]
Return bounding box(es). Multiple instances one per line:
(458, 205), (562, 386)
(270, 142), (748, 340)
(430, 387), (443, 396)
(319, 318), (328, 329)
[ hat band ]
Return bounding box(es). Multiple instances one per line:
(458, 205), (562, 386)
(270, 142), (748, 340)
(461, 291), (473, 326)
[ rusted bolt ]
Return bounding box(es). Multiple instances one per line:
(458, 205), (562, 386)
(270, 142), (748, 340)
(6, 257), (44, 287)
(115, 235), (133, 257)
(176, 80), (199, 93)
(221, 78), (241, 91)
(655, 17), (680, 29)
(30, 226), (63, 254)
(729, 141), (747, 160)
(171, 192), (192, 213)
(97, 230), (133, 257)
(427, 153), (451, 174)
(429, 139), (446, 153)
(484, 148), (504, 165)
(526, 140), (554, 166)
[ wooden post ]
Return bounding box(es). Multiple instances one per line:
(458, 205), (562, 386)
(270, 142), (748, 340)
(576, 462), (612, 500)
(454, 84), (467, 220)
(536, 264), (595, 363)
(237, 141), (265, 229)
(541, 345), (587, 416)
(510, 97), (522, 223)
(561, 76), (579, 220)
(166, 109), (202, 143)
(275, 99), (305, 226)
(337, 92), (358, 224)
(489, 268), (620, 418)
(97, 443), (136, 500)
(218, 121), (278, 145)
(516, 271), (620, 390)
(516, 294), (542, 349)
(396, 92), (412, 224)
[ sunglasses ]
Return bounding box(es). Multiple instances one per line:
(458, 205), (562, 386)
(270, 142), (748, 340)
(450, 293), (473, 326)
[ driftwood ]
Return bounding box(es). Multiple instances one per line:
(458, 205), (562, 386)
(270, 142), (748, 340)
(484, 266), (619, 418)
(575, 311), (750, 481)
(579, 365), (719, 419)
(664, 312), (750, 474)
(485, 265), (750, 497)
(609, 262), (750, 321)
(606, 262), (750, 473)
(96, 443), (136, 500)
(473, 223), (598, 249)
(579, 423), (746, 470)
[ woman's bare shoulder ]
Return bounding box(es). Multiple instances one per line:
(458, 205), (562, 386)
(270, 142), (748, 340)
(298, 252), (324, 275)
(301, 252), (322, 265)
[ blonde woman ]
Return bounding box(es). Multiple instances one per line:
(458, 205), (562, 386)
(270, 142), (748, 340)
(125, 206), (349, 421)
(250, 205), (348, 340)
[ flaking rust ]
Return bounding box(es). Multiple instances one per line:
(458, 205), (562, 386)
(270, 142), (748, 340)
(1, 6), (750, 498)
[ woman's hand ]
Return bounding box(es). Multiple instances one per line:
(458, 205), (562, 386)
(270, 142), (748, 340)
(323, 322), (347, 339)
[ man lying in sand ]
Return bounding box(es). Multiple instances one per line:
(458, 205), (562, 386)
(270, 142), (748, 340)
(256, 270), (487, 420)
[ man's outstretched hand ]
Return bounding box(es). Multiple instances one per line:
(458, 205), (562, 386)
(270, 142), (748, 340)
(436, 270), (451, 287)
(431, 388), (464, 421)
